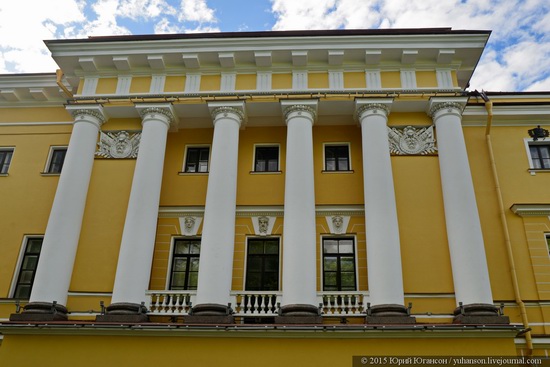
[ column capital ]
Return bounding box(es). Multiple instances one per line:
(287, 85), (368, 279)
(208, 101), (246, 127)
(281, 100), (318, 124)
(428, 97), (468, 118)
(355, 98), (393, 121)
(66, 105), (107, 128)
(135, 103), (178, 128)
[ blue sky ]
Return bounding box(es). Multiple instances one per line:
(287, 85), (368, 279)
(0, 0), (549, 92)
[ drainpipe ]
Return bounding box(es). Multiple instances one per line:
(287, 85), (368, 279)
(476, 90), (533, 354)
(56, 69), (73, 99)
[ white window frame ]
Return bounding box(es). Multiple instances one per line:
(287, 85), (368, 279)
(524, 138), (550, 172)
(0, 147), (15, 175)
(319, 235), (359, 292)
(251, 143), (281, 173)
(181, 144), (211, 174)
(43, 146), (68, 175)
(546, 234), (550, 258)
(243, 236), (282, 292)
(9, 235), (44, 298)
(322, 142), (352, 171)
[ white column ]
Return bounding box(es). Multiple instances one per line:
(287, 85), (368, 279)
(109, 104), (175, 307)
(280, 100), (318, 314)
(355, 99), (407, 311)
(29, 106), (106, 311)
(193, 102), (244, 313)
(429, 98), (494, 307)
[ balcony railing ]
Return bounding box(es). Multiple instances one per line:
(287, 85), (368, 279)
(146, 290), (369, 317)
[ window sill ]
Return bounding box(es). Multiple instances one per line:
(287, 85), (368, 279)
(249, 170), (282, 175)
(321, 170), (355, 174)
(40, 172), (61, 176)
(178, 171), (209, 176)
(0, 173), (8, 177)
(529, 168), (550, 175)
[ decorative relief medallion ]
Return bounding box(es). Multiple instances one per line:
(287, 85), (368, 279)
(325, 215), (350, 234)
(252, 216), (276, 236)
(96, 130), (141, 159)
(179, 216), (202, 236)
(388, 125), (437, 155)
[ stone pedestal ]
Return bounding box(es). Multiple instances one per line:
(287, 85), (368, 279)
(9, 302), (68, 321)
(95, 302), (148, 323)
(453, 303), (510, 325)
(274, 304), (322, 324)
(184, 303), (235, 324)
(365, 304), (416, 324)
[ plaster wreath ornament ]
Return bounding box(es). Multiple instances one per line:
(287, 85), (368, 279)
(388, 125), (437, 155)
(96, 130), (141, 159)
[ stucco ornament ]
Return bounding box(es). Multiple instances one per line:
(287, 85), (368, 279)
(96, 131), (141, 159)
(388, 125), (437, 155)
(258, 216), (270, 235)
(332, 216), (344, 233)
(183, 217), (196, 235)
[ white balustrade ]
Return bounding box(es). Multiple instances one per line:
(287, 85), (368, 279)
(231, 291), (282, 317)
(318, 292), (369, 316)
(145, 290), (369, 317)
(146, 290), (196, 316)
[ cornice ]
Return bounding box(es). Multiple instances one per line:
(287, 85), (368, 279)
(510, 204), (550, 217)
(158, 205), (365, 218)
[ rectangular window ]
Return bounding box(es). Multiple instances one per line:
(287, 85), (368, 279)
(245, 238), (280, 291)
(13, 237), (43, 299)
(0, 148), (14, 174)
(254, 146), (279, 172)
(47, 147), (67, 174)
(322, 237), (356, 291)
(546, 234), (550, 255)
(530, 144), (550, 169)
(169, 239), (200, 290)
(325, 144), (350, 171)
(184, 147), (209, 173)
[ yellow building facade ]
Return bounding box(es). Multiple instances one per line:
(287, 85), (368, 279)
(1, 29), (550, 365)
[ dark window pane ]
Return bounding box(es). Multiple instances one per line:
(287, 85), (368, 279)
(170, 239), (201, 290)
(324, 257), (337, 271)
(340, 257), (355, 271)
(48, 148), (67, 173)
(185, 147), (209, 172)
(13, 238), (43, 299)
(0, 150), (13, 174)
(255, 146), (279, 172)
(325, 145), (350, 171)
(245, 238), (280, 291)
(324, 272), (337, 286)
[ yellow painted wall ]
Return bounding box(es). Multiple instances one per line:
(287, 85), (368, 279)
(0, 123), (72, 303)
(129, 77), (152, 93)
(344, 72), (366, 89)
(309, 72), (329, 89)
(200, 74), (221, 91)
(416, 71), (438, 88)
(381, 71), (401, 88)
(0, 107), (72, 123)
(159, 128), (212, 206)
(272, 73), (292, 90)
(164, 76), (185, 93)
(235, 74), (256, 90)
(0, 334), (518, 367)
(95, 78), (117, 94)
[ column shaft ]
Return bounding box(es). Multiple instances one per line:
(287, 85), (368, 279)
(192, 103), (243, 318)
(278, 101), (320, 321)
(109, 107), (173, 310)
(430, 100), (493, 306)
(356, 100), (412, 324)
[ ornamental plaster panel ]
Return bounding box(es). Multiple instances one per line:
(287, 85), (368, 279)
(96, 130), (141, 159)
(325, 215), (351, 234)
(178, 216), (202, 236)
(251, 216), (276, 236)
(388, 125), (437, 155)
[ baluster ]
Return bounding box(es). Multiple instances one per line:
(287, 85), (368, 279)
(245, 295), (252, 315)
(260, 294), (267, 314)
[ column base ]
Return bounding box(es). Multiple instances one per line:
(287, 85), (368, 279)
(365, 304), (416, 324)
(184, 303), (235, 324)
(275, 304), (322, 324)
(95, 302), (149, 323)
(9, 302), (68, 321)
(453, 303), (510, 324)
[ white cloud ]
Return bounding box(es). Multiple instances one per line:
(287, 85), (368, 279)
(179, 0), (216, 23)
(117, 0), (175, 20)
